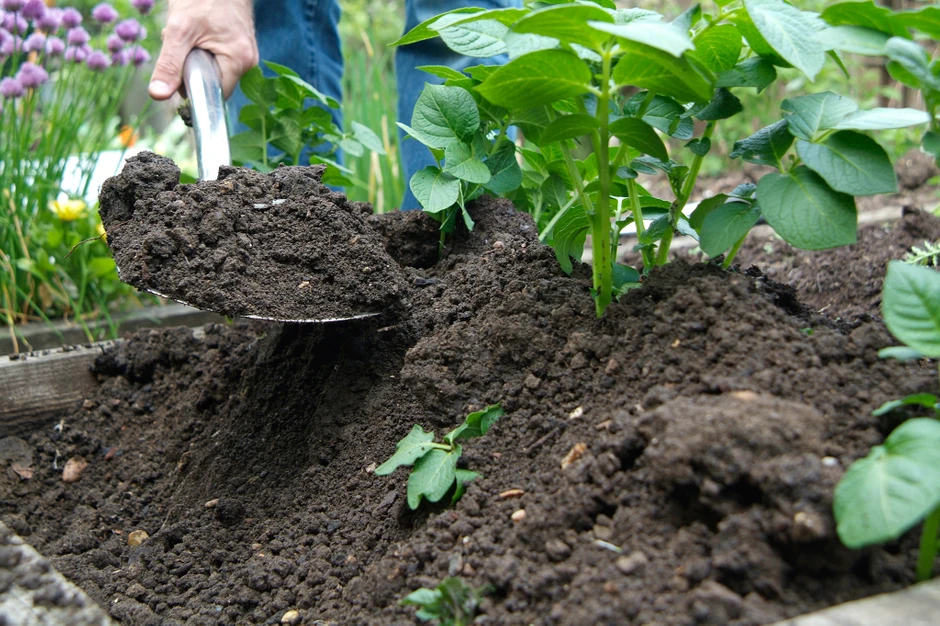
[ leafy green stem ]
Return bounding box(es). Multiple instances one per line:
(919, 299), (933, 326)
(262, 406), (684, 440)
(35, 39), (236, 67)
(917, 503), (940, 582)
(722, 233), (747, 269)
(591, 49), (615, 316)
(538, 195), (579, 243)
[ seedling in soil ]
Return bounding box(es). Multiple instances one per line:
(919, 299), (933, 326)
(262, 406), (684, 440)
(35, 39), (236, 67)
(903, 241), (940, 268)
(834, 261), (940, 581)
(401, 577), (488, 626)
(231, 61), (385, 187)
(394, 0), (934, 316)
(376, 403), (503, 509)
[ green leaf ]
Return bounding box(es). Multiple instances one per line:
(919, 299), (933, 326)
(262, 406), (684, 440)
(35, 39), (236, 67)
(882, 261), (940, 358)
(796, 131), (897, 196)
(623, 93), (694, 139)
(689, 193), (729, 230)
(391, 7), (484, 46)
(504, 31), (560, 59)
(417, 65), (468, 81)
(407, 447), (460, 509)
(539, 114), (600, 144)
(609, 117), (668, 161)
(716, 57), (777, 92)
(476, 49), (593, 109)
(612, 43), (713, 103)
(277, 74), (340, 108)
(924, 131), (940, 163)
(230, 130), (268, 165)
(686, 137), (711, 156)
(757, 167), (856, 250)
(350, 121), (385, 155)
(411, 166), (461, 213)
(695, 88), (743, 121)
(689, 24), (743, 74)
(639, 215), (670, 244)
(401, 587), (442, 611)
(872, 394), (939, 417)
(375, 425), (437, 475)
(730, 119), (794, 168)
(819, 25), (889, 56)
(743, 0), (825, 80)
(700, 201), (760, 256)
(821, 0), (909, 38)
(834, 108), (931, 131)
(452, 468), (480, 504)
(88, 257), (117, 279)
(884, 37), (940, 92)
(781, 92), (858, 141)
(589, 20), (694, 57)
(444, 142), (491, 184)
(445, 403), (505, 443)
(239, 66), (278, 107)
(834, 418), (940, 548)
(433, 15), (509, 58)
(262, 60), (300, 78)
(411, 84), (480, 148)
(512, 3), (614, 49)
(551, 205), (590, 274)
(612, 263), (641, 290)
(671, 4), (702, 34)
(878, 346), (926, 362)
(484, 142), (523, 194)
(442, 7), (529, 28)
(611, 8), (662, 25)
(893, 6), (940, 39)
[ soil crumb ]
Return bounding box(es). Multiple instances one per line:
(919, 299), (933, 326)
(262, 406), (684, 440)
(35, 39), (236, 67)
(5, 194), (939, 625)
(98, 152), (409, 322)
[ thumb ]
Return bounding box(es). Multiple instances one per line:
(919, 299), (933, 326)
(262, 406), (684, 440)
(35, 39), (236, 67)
(149, 37), (191, 100)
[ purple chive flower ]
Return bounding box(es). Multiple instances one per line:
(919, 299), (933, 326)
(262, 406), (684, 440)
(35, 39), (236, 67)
(92, 3), (118, 24)
(21, 0), (43, 20)
(36, 7), (61, 32)
(106, 33), (122, 52)
(0, 76), (24, 99)
(66, 26), (88, 46)
(2, 11), (25, 33)
(44, 34), (63, 55)
(61, 7), (81, 28)
(86, 49), (110, 71)
(115, 18), (141, 42)
(23, 30), (43, 52)
(131, 0), (153, 14)
(1, 0), (25, 12)
(64, 44), (88, 63)
(130, 45), (149, 67)
(0, 34), (21, 55)
(16, 61), (48, 88)
(111, 47), (129, 66)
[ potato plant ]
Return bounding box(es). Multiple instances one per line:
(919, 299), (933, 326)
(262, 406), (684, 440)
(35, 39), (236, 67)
(376, 404), (503, 509)
(834, 260), (940, 582)
(393, 0), (935, 316)
(401, 577), (486, 626)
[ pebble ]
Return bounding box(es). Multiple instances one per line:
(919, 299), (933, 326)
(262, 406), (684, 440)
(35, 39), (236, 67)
(511, 509), (526, 523)
(62, 457), (88, 483)
(615, 551), (649, 575)
(127, 530), (149, 547)
(791, 510), (828, 542)
(498, 489), (525, 499)
(561, 442), (587, 470)
(544, 539), (571, 562)
(281, 610), (301, 625)
(524, 373), (542, 390)
(204, 499), (219, 508)
(568, 406), (584, 420)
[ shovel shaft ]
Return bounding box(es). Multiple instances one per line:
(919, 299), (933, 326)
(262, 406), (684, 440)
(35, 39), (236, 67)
(183, 49), (230, 181)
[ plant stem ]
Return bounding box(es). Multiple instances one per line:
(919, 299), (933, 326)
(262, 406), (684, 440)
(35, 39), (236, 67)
(590, 49), (615, 316)
(722, 234), (747, 269)
(917, 504), (940, 582)
(538, 195), (579, 243)
(656, 121), (716, 266)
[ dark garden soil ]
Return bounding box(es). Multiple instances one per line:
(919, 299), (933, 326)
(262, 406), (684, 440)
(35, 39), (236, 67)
(99, 152), (408, 322)
(3, 172), (940, 625)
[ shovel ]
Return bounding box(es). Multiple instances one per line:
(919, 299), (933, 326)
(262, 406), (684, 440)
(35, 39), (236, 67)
(111, 49), (380, 324)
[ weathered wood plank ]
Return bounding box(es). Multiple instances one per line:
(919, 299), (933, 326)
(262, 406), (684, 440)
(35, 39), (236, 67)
(0, 343), (113, 437)
(772, 578), (940, 626)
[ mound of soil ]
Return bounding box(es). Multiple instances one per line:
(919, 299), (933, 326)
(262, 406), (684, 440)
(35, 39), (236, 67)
(3, 190), (938, 625)
(98, 153), (408, 322)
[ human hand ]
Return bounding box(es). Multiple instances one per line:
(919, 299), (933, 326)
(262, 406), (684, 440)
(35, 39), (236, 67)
(149, 0), (258, 100)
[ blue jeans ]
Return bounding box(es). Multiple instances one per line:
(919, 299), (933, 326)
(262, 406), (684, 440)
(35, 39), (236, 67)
(229, 0), (521, 210)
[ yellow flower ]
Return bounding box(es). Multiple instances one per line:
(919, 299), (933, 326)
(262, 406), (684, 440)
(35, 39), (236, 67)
(96, 221), (107, 243)
(50, 199), (87, 222)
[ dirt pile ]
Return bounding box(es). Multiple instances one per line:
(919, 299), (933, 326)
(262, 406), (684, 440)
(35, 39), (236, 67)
(3, 191), (938, 625)
(99, 153), (409, 322)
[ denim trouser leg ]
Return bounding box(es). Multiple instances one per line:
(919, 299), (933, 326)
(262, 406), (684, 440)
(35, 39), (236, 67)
(396, 0), (522, 210)
(228, 0), (344, 158)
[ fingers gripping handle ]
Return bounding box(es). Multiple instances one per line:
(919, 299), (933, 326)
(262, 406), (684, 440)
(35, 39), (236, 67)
(183, 49), (231, 181)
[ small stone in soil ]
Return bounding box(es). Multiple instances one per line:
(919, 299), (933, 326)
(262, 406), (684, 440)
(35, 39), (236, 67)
(511, 509), (526, 523)
(498, 489), (525, 499)
(127, 530), (149, 546)
(560, 442), (587, 469)
(280, 609), (301, 625)
(61, 457), (88, 483)
(616, 551), (649, 575)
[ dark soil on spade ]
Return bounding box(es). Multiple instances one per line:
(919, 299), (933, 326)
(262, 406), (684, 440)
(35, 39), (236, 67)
(3, 183), (939, 625)
(98, 152), (408, 322)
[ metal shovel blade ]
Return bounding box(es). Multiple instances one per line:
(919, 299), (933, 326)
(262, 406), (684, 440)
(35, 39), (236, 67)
(115, 49), (378, 324)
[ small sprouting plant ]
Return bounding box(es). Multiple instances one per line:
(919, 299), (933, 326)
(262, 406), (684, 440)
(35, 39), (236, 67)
(401, 577), (486, 626)
(903, 241), (940, 268)
(376, 403), (503, 510)
(834, 260), (940, 582)
(393, 0), (935, 316)
(231, 61), (386, 187)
